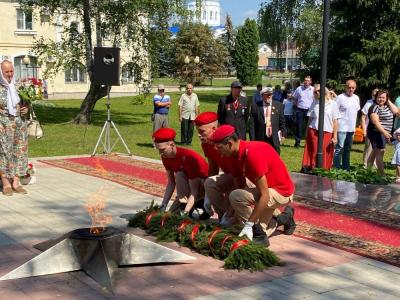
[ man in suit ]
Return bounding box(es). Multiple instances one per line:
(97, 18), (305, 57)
(217, 81), (250, 140)
(249, 87), (286, 154)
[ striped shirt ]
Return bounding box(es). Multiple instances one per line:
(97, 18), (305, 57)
(368, 104), (394, 132)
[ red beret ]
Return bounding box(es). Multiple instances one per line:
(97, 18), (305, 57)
(210, 125), (235, 143)
(152, 128), (176, 143)
(194, 112), (218, 126)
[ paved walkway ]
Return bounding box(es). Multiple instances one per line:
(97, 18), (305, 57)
(0, 156), (399, 299)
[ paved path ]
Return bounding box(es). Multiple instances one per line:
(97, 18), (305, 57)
(0, 157), (399, 299)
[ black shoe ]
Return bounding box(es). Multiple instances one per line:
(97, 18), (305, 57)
(252, 223), (270, 247)
(294, 143), (300, 148)
(199, 211), (211, 220)
(276, 206), (296, 235)
(300, 166), (311, 174)
(188, 199), (210, 220)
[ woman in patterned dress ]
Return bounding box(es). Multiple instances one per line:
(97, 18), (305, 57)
(0, 60), (29, 196)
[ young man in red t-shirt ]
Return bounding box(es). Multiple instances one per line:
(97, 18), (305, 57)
(153, 128), (208, 214)
(194, 112), (237, 224)
(210, 125), (296, 245)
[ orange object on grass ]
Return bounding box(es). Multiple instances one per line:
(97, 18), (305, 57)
(354, 126), (364, 143)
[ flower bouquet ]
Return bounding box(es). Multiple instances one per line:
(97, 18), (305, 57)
(18, 77), (43, 105)
(20, 163), (36, 185)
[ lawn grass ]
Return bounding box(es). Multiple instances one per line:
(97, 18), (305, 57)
(30, 90), (395, 176)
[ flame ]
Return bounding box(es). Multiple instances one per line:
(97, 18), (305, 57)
(94, 158), (107, 177)
(85, 159), (112, 235)
(85, 186), (112, 234)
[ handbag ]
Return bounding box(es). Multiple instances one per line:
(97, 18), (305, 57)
(27, 107), (43, 139)
(353, 125), (364, 143)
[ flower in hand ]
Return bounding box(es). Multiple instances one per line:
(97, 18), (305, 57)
(238, 221), (254, 241)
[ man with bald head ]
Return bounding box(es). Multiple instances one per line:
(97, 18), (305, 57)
(333, 79), (360, 170)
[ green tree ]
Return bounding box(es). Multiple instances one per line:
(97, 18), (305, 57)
(220, 14), (235, 76)
(19, 0), (188, 124)
(174, 23), (228, 85)
(234, 19), (259, 85)
(258, 0), (301, 69)
(149, 28), (176, 78)
(293, 5), (323, 69)
(328, 0), (400, 95)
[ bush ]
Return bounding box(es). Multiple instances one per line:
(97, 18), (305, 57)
(130, 94), (150, 105)
(312, 167), (394, 185)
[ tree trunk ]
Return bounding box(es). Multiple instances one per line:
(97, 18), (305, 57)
(73, 83), (108, 124)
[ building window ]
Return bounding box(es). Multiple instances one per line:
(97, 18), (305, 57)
(203, 10), (206, 20)
(69, 21), (79, 37)
(17, 9), (33, 30)
(121, 64), (134, 84)
(210, 11), (213, 21)
(65, 66), (86, 83)
(14, 56), (38, 80)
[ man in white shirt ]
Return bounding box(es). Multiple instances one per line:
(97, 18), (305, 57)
(333, 79), (360, 170)
(293, 76), (314, 148)
(178, 83), (199, 145)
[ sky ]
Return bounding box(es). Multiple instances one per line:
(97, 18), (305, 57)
(219, 0), (265, 26)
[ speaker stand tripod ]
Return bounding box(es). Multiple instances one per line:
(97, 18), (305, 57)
(91, 86), (132, 156)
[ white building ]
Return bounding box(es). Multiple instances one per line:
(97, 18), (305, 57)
(0, 1), (147, 98)
(187, 0), (225, 37)
(187, 0), (221, 26)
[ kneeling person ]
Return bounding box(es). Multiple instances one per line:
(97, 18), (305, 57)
(153, 128), (209, 214)
(195, 112), (239, 224)
(211, 125), (296, 244)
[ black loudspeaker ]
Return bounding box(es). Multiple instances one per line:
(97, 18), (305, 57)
(92, 47), (120, 86)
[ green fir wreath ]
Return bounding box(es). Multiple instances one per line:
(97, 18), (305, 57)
(128, 201), (281, 271)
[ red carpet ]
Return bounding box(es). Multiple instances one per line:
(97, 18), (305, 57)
(41, 155), (400, 266)
(66, 157), (167, 185)
(292, 203), (400, 247)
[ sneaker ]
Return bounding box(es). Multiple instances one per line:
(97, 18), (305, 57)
(277, 206), (296, 235)
(395, 178), (400, 184)
(252, 223), (270, 247)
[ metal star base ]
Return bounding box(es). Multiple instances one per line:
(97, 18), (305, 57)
(0, 227), (195, 293)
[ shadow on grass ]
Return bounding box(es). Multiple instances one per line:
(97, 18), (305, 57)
(136, 143), (154, 149)
(35, 106), (151, 126)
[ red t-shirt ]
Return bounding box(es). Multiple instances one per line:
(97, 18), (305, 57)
(162, 147), (209, 179)
(201, 142), (232, 174)
(232, 141), (295, 196)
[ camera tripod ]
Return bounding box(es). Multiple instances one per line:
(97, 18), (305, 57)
(91, 86), (132, 156)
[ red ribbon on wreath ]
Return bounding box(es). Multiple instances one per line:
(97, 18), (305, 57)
(220, 235), (233, 254)
(190, 224), (200, 242)
(230, 239), (250, 253)
(177, 219), (192, 232)
(207, 227), (221, 256)
(144, 211), (158, 226)
(207, 228), (221, 248)
(160, 214), (169, 227)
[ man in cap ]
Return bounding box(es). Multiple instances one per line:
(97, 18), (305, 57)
(217, 81), (250, 140)
(152, 84), (172, 133)
(249, 86), (287, 154)
(153, 128), (209, 215)
(210, 125), (296, 245)
(194, 112), (238, 224)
